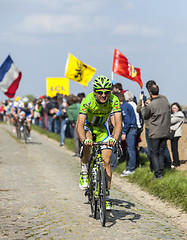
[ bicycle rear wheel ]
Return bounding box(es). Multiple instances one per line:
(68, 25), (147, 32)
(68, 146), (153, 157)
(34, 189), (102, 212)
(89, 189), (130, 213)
(98, 161), (106, 227)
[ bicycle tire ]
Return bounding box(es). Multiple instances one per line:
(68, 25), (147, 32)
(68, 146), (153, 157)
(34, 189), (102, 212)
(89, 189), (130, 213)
(16, 122), (21, 139)
(87, 156), (98, 218)
(90, 177), (98, 219)
(23, 125), (28, 143)
(98, 161), (106, 227)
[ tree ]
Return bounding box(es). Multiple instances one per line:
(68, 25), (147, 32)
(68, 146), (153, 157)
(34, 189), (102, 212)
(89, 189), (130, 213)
(23, 94), (36, 102)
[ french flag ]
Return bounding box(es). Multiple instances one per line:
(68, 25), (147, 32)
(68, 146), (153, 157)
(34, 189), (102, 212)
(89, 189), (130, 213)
(0, 55), (22, 98)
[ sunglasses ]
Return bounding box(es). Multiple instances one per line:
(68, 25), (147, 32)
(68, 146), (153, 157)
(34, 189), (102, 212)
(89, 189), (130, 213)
(95, 90), (111, 95)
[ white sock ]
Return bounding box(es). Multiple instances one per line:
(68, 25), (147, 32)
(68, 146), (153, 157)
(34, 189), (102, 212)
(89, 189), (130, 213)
(81, 163), (87, 172)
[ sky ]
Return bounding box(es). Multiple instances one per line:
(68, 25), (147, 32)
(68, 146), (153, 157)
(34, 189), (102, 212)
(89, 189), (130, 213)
(0, 0), (187, 105)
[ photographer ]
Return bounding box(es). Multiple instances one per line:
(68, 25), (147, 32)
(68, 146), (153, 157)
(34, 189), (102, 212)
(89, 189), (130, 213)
(137, 80), (172, 171)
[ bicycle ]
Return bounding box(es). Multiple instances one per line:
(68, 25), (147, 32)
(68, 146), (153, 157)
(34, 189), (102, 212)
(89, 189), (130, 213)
(81, 142), (107, 227)
(81, 140), (122, 227)
(17, 117), (29, 143)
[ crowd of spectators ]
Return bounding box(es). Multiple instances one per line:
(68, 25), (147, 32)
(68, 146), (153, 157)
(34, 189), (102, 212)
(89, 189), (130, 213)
(33, 92), (85, 156)
(0, 81), (186, 177)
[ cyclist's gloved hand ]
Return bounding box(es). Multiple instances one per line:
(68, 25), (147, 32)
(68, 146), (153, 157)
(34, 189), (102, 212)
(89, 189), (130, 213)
(107, 137), (116, 147)
(84, 139), (93, 146)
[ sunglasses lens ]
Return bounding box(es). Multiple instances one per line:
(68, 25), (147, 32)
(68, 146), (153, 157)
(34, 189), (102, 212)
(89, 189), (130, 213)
(96, 90), (110, 95)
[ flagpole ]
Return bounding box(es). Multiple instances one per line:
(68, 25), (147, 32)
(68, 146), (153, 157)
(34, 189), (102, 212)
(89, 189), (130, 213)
(111, 71), (115, 84)
(64, 53), (70, 77)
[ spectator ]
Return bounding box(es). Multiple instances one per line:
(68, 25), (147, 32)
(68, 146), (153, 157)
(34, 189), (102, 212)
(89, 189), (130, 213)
(45, 96), (58, 132)
(137, 80), (172, 170)
(141, 84), (170, 179)
(117, 92), (137, 176)
(107, 111), (119, 170)
(0, 101), (5, 121)
(124, 90), (143, 168)
(67, 95), (81, 157)
(34, 99), (43, 126)
(112, 83), (125, 94)
(77, 92), (85, 102)
(57, 98), (68, 147)
(39, 96), (45, 128)
(52, 96), (60, 134)
(42, 96), (48, 129)
(170, 102), (185, 168)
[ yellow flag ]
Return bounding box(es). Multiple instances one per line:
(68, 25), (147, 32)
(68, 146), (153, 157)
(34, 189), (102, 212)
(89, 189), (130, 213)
(65, 53), (96, 87)
(46, 77), (69, 97)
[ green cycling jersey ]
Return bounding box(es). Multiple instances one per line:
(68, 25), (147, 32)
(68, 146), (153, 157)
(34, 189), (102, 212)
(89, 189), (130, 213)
(80, 92), (121, 126)
(79, 92), (121, 142)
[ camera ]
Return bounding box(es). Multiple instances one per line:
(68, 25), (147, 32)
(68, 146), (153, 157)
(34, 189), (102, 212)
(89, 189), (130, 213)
(141, 91), (146, 103)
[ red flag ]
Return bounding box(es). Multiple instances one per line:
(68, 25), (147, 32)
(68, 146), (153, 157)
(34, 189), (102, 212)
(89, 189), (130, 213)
(112, 49), (143, 88)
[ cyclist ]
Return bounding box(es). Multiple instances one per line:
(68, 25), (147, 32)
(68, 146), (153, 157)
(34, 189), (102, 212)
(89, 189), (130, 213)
(18, 99), (34, 140)
(76, 75), (122, 210)
(11, 101), (19, 133)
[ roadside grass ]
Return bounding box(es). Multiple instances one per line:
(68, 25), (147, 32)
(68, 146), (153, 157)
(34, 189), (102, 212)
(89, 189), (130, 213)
(32, 124), (187, 212)
(114, 153), (187, 212)
(32, 125), (74, 152)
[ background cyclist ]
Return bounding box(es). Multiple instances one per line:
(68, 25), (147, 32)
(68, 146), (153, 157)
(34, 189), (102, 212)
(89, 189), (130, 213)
(76, 75), (122, 210)
(11, 101), (19, 133)
(18, 97), (34, 140)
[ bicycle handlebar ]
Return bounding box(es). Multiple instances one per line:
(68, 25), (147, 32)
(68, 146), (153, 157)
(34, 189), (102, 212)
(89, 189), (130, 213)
(92, 142), (108, 146)
(79, 141), (122, 158)
(81, 141), (120, 147)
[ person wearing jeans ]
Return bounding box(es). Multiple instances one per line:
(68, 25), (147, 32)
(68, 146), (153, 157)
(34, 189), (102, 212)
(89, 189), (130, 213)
(137, 80), (172, 171)
(125, 127), (137, 172)
(116, 92), (137, 177)
(149, 138), (167, 178)
(170, 137), (181, 167)
(57, 100), (68, 146)
(146, 128), (171, 171)
(141, 84), (170, 179)
(45, 96), (59, 132)
(170, 102), (185, 167)
(60, 118), (68, 146)
(67, 96), (81, 156)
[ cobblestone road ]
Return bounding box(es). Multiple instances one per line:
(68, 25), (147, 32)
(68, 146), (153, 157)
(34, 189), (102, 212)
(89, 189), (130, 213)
(0, 124), (186, 239)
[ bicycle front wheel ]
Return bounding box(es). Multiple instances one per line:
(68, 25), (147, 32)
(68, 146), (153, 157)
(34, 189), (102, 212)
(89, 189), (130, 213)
(89, 178), (98, 219)
(87, 158), (97, 219)
(16, 122), (21, 139)
(24, 125), (29, 143)
(98, 161), (106, 227)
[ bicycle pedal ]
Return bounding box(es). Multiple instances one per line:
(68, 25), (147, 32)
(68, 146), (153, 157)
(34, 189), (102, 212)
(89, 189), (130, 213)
(85, 189), (89, 196)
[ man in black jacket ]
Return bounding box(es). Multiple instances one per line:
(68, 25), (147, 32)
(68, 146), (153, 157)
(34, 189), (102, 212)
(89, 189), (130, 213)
(45, 96), (58, 132)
